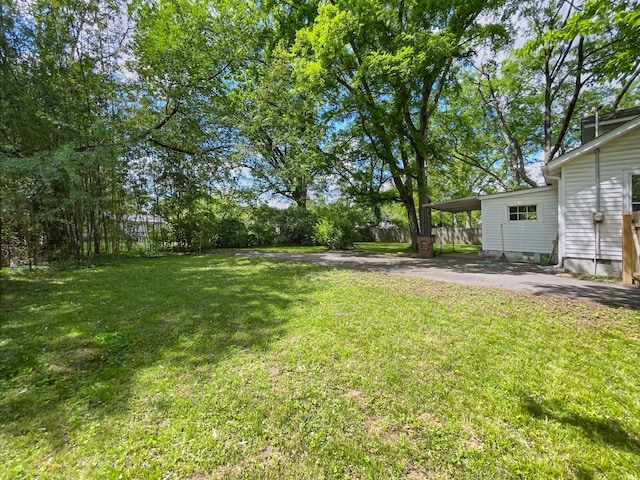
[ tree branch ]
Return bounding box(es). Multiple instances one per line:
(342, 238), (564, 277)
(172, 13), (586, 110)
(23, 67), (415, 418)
(613, 63), (640, 109)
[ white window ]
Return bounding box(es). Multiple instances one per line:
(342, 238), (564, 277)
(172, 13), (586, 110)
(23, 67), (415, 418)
(508, 205), (537, 221)
(624, 169), (640, 213)
(632, 174), (640, 212)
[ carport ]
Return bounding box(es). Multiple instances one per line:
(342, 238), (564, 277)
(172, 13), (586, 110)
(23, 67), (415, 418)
(424, 196), (482, 216)
(422, 196), (482, 257)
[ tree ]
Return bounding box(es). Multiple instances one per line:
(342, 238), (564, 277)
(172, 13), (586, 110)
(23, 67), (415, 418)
(328, 123), (397, 225)
(294, 0), (506, 249)
(228, 48), (328, 209)
(468, 0), (640, 186)
(1, 0), (131, 263)
(558, 0), (640, 110)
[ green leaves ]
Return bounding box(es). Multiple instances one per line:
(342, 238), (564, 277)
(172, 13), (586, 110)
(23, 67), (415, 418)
(292, 0), (507, 242)
(3, 0), (637, 263)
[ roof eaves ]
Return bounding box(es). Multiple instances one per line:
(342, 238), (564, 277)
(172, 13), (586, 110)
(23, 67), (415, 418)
(546, 114), (640, 174)
(423, 196), (482, 212)
(479, 185), (555, 201)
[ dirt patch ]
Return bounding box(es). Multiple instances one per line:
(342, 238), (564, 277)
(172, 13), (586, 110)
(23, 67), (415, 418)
(406, 462), (439, 480)
(465, 436), (484, 452)
(213, 447), (281, 479)
(50, 346), (100, 373)
(363, 415), (408, 443)
(265, 363), (282, 378)
(417, 411), (439, 425)
(343, 389), (366, 406)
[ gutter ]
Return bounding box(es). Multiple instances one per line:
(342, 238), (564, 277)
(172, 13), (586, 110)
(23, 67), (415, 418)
(542, 166), (560, 185)
(542, 166), (564, 268)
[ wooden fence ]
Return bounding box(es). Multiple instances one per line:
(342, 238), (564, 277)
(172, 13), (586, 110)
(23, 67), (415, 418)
(371, 227), (481, 245)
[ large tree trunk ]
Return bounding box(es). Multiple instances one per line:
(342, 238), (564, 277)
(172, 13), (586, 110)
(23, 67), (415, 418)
(292, 184), (307, 209)
(405, 198), (420, 251)
(415, 151), (431, 236)
(390, 170), (420, 251)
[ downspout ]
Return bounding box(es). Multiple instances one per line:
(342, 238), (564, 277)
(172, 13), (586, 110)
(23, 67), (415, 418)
(593, 106), (603, 275)
(543, 167), (563, 267)
(594, 148), (601, 275)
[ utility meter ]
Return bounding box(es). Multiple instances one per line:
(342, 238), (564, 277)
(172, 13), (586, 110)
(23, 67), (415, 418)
(592, 211), (605, 223)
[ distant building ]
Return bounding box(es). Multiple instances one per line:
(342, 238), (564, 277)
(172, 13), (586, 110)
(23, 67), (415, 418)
(121, 214), (166, 242)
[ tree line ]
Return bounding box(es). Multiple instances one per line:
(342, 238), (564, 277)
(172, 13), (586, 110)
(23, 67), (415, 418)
(1, 0), (639, 264)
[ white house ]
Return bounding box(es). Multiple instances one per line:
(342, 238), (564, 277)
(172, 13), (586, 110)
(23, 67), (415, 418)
(121, 214), (166, 242)
(428, 107), (640, 277)
(480, 186), (559, 264)
(543, 111), (640, 276)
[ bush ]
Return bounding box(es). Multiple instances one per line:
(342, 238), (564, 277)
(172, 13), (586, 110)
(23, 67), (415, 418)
(211, 218), (248, 248)
(246, 205), (319, 247)
(313, 217), (357, 250)
(247, 205), (280, 246)
(275, 207), (317, 246)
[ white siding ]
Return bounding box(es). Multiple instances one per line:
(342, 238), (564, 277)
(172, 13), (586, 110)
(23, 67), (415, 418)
(481, 188), (558, 254)
(563, 129), (640, 261)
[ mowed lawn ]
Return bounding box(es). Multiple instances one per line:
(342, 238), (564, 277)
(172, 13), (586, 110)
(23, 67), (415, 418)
(1, 255), (639, 479)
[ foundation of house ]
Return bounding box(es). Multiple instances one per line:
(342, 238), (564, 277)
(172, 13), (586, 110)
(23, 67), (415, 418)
(563, 258), (622, 278)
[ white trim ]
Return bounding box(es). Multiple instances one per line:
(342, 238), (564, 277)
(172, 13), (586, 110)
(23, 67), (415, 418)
(623, 168), (640, 213)
(506, 203), (542, 223)
(479, 185), (555, 201)
(546, 115), (640, 174)
(582, 117), (636, 128)
(557, 166), (565, 264)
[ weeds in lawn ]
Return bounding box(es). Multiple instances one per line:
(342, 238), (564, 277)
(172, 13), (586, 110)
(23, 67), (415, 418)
(1, 255), (638, 479)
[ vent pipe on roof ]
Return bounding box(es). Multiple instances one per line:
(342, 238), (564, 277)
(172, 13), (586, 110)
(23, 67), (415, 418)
(595, 105), (603, 137)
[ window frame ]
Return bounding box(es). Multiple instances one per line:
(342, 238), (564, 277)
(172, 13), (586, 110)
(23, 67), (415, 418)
(623, 169), (640, 213)
(507, 204), (539, 222)
(631, 174), (640, 212)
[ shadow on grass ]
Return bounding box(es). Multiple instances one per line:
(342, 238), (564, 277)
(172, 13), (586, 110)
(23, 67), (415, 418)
(519, 393), (640, 455)
(234, 251), (640, 310)
(0, 255), (319, 444)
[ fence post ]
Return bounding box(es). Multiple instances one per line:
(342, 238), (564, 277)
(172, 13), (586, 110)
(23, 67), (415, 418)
(622, 213), (634, 285)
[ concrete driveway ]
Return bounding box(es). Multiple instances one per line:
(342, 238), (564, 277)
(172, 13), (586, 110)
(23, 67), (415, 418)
(235, 250), (640, 310)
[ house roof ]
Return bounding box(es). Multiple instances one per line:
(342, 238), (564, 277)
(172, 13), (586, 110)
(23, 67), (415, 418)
(581, 106), (640, 143)
(479, 186), (556, 200)
(546, 114), (640, 175)
(425, 186), (558, 212)
(123, 214), (166, 223)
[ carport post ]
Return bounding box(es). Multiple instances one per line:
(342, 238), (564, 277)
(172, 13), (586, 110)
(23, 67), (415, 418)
(452, 212), (456, 253)
(439, 211), (443, 254)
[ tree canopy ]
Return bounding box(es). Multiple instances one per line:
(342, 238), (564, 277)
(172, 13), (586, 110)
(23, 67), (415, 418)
(2, 0), (639, 261)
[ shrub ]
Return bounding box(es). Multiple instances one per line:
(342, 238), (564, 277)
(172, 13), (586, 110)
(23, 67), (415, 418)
(247, 205), (280, 246)
(246, 205), (318, 247)
(313, 217), (357, 250)
(275, 207), (317, 246)
(211, 218), (248, 248)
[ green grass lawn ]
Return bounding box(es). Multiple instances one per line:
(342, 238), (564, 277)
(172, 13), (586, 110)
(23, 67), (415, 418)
(355, 242), (482, 256)
(245, 242), (481, 256)
(239, 245), (329, 253)
(1, 255), (639, 479)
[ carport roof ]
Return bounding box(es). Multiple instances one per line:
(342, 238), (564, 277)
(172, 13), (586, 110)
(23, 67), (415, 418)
(424, 196), (481, 213)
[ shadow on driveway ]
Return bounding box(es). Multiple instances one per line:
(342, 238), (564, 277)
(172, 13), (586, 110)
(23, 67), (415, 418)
(526, 282), (640, 310)
(233, 250), (640, 310)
